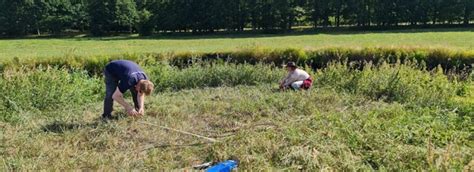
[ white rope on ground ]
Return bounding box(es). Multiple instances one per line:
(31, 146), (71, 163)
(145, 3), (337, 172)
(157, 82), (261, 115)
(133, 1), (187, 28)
(137, 121), (219, 143)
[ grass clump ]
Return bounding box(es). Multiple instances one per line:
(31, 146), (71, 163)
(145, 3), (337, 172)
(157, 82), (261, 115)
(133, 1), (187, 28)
(0, 67), (101, 123)
(145, 62), (284, 92)
(315, 61), (465, 107)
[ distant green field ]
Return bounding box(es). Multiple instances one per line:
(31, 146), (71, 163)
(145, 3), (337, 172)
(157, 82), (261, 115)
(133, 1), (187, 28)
(0, 28), (473, 60)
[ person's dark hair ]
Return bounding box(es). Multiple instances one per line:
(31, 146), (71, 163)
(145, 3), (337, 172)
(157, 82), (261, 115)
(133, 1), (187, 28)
(285, 62), (297, 68)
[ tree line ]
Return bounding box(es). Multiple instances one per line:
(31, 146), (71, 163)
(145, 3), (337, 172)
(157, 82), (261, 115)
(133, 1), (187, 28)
(0, 0), (472, 36)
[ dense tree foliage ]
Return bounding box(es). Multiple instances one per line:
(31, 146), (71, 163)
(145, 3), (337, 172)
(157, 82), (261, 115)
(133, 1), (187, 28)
(0, 0), (472, 36)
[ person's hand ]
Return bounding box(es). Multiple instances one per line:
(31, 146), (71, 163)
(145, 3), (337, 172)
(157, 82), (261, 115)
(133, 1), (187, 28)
(137, 108), (145, 115)
(127, 108), (139, 116)
(279, 84), (286, 91)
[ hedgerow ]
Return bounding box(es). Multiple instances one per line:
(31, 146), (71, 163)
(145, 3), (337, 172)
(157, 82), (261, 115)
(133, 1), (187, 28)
(2, 48), (473, 75)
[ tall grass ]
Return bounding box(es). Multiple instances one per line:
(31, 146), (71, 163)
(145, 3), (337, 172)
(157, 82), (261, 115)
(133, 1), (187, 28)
(3, 86), (471, 170)
(315, 61), (465, 107)
(1, 61), (467, 123)
(1, 60), (472, 170)
(0, 67), (102, 122)
(145, 62), (284, 91)
(0, 63), (284, 123)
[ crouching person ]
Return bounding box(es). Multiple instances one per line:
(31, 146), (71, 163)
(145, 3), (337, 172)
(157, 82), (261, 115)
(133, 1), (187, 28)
(279, 62), (313, 91)
(102, 60), (154, 119)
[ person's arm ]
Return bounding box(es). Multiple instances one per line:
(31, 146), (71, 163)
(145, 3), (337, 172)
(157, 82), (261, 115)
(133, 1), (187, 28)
(137, 93), (145, 115)
(283, 73), (297, 87)
(112, 88), (139, 116)
(280, 73), (291, 88)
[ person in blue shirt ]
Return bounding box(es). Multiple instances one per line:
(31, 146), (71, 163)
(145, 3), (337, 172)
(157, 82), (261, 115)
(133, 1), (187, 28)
(102, 60), (154, 119)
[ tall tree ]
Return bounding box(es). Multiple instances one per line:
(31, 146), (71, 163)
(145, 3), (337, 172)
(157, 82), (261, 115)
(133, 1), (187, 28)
(42, 0), (75, 34)
(304, 0), (332, 27)
(403, 0), (422, 25)
(440, 0), (464, 24)
(259, 0), (278, 30)
(275, 0), (302, 30)
(2, 0), (473, 36)
(70, 0), (89, 32)
(463, 0), (473, 25)
(0, 0), (30, 35)
(345, 0), (373, 26)
(332, 0), (346, 27)
(114, 0), (138, 33)
(230, 0), (250, 31)
(88, 0), (115, 36)
(0, 0), (47, 36)
(88, 0), (138, 36)
(136, 0), (158, 36)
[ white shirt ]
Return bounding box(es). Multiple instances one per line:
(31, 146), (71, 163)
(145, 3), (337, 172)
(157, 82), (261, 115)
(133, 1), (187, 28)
(282, 69), (310, 87)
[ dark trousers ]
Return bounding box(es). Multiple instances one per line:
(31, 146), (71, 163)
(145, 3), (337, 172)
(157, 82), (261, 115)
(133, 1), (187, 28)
(103, 70), (139, 117)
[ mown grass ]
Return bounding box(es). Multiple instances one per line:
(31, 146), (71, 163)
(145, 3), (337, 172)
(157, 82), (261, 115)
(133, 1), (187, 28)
(1, 62), (473, 170)
(0, 28), (473, 60)
(1, 86), (472, 170)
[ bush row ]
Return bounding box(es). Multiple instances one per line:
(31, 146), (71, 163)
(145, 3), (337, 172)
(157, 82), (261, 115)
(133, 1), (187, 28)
(2, 47), (474, 75)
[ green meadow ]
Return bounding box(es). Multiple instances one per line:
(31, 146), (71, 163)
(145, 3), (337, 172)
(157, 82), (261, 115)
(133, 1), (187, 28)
(1, 28), (473, 170)
(0, 28), (473, 60)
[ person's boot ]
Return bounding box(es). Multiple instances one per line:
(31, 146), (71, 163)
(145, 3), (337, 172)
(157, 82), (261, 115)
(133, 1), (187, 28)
(101, 114), (114, 122)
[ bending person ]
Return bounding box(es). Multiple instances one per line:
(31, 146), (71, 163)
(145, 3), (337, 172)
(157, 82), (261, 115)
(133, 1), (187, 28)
(102, 60), (154, 119)
(280, 62), (313, 91)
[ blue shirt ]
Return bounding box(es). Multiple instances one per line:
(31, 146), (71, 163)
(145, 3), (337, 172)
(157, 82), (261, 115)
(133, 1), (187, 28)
(105, 60), (148, 93)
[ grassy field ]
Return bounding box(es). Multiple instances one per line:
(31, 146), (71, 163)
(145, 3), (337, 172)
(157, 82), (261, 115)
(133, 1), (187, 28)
(0, 28), (473, 60)
(1, 28), (473, 170)
(2, 85), (471, 170)
(1, 62), (473, 170)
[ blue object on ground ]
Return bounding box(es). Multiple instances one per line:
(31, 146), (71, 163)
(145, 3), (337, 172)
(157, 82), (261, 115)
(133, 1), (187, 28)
(205, 160), (238, 172)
